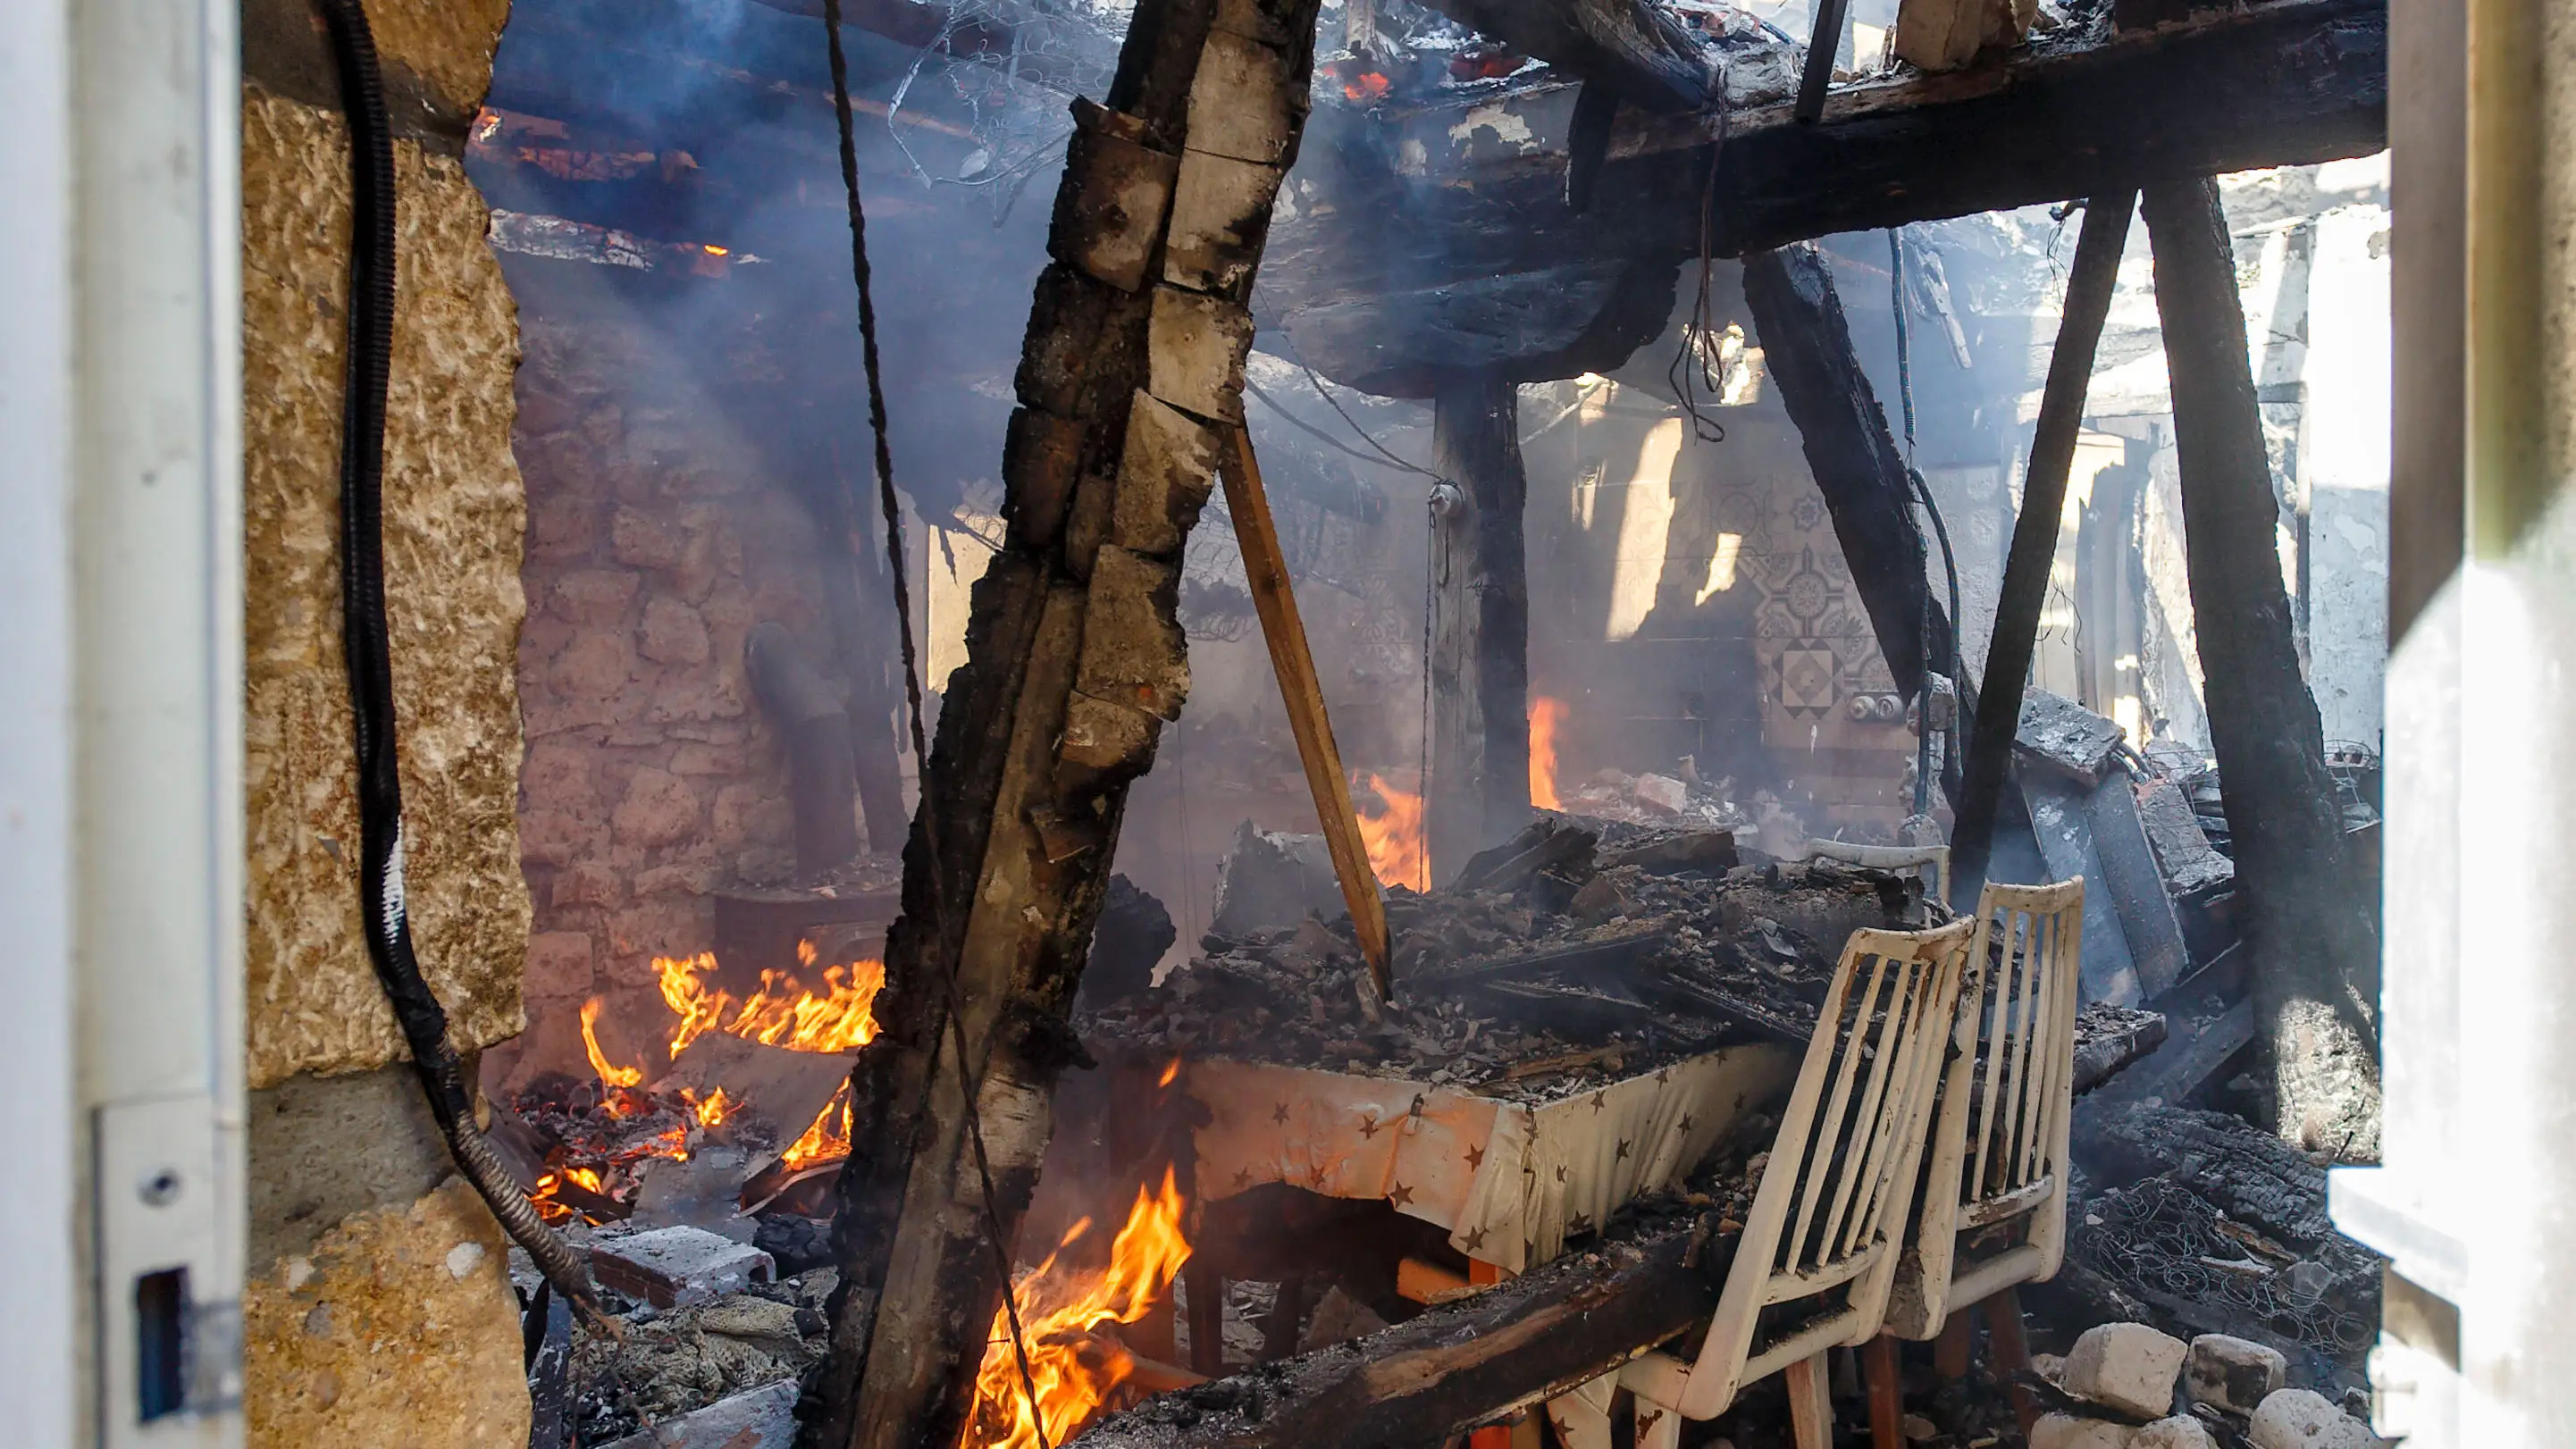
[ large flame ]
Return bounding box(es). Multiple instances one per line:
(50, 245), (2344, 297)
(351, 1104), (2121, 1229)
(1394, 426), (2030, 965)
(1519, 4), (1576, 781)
(1529, 696), (1568, 811)
(1355, 774), (1429, 892)
(783, 1080), (854, 1171)
(962, 1168), (1194, 1449)
(656, 942), (886, 1058)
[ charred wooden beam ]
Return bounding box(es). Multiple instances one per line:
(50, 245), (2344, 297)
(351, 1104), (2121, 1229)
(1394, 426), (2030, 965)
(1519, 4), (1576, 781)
(1078, 1227), (1716, 1449)
(1951, 192), (2136, 896)
(1428, 376), (1533, 883)
(1261, 0), (2385, 356)
(2138, 175), (2381, 1160)
(1414, 0), (1721, 111)
(1740, 244), (1956, 707)
(800, 0), (1333, 1445)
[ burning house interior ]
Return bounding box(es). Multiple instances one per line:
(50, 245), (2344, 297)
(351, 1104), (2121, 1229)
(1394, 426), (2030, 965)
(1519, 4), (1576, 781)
(35, 0), (2573, 1442)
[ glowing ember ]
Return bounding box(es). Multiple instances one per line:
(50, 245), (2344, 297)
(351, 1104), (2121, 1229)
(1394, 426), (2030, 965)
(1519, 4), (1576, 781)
(1157, 1058), (1181, 1089)
(656, 943), (885, 1059)
(1529, 695), (1569, 811)
(1342, 71), (1391, 103)
(962, 1168), (1193, 1449)
(1355, 774), (1429, 892)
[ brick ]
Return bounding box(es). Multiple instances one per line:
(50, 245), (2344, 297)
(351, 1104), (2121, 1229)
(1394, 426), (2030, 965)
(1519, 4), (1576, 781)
(1633, 773), (1690, 816)
(2064, 1322), (2188, 1420)
(588, 1226), (774, 1309)
(2248, 1390), (2384, 1449)
(2186, 1334), (2287, 1415)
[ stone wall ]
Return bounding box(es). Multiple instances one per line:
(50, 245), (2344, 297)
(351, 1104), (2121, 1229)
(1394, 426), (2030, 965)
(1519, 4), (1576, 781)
(496, 262), (842, 1083)
(240, 1), (532, 1444)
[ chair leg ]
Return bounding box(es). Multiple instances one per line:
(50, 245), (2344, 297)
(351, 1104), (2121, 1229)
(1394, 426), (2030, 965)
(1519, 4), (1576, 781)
(1863, 1334), (1903, 1449)
(1183, 1259), (1226, 1377)
(1933, 1307), (1974, 1379)
(1983, 1287), (2041, 1437)
(1633, 1399), (1682, 1449)
(1785, 1350), (1833, 1449)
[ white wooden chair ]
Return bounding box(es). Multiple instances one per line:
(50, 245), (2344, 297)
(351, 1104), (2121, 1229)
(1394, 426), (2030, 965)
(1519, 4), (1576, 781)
(1599, 916), (1977, 1449)
(1867, 876), (2086, 1445)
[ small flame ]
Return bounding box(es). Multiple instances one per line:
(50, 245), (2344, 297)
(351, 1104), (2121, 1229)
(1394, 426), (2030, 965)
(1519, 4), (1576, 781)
(784, 1081), (854, 1171)
(1157, 1058), (1181, 1089)
(962, 1168), (1194, 1449)
(656, 947), (885, 1059)
(581, 997), (643, 1093)
(1529, 696), (1568, 811)
(1342, 71), (1391, 103)
(1355, 774), (1429, 892)
(703, 243), (730, 256)
(683, 1085), (736, 1128)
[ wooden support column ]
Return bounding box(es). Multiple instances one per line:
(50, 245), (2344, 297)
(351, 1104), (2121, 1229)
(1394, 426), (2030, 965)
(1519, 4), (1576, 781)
(2139, 175), (2382, 1158)
(798, 0), (1330, 1442)
(1429, 375), (1531, 885)
(1741, 244), (1958, 709)
(1950, 192), (2135, 893)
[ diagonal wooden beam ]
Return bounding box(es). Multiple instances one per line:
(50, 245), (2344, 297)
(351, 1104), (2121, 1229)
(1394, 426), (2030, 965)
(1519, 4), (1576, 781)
(1219, 426), (1393, 998)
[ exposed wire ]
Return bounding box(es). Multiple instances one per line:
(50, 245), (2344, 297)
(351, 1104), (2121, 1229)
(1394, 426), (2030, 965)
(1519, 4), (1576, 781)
(1296, 362), (1447, 479)
(1245, 375), (1436, 476)
(818, 1), (1051, 1439)
(1669, 127), (1733, 444)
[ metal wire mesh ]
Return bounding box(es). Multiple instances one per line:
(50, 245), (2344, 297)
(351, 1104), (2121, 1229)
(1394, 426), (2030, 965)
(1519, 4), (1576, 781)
(2070, 1177), (2378, 1360)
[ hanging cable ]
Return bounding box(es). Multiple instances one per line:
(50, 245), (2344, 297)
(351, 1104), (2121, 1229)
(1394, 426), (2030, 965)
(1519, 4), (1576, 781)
(1295, 361), (1445, 478)
(1245, 375), (1437, 475)
(818, 1), (1051, 1439)
(314, 0), (603, 1323)
(1668, 138), (1732, 444)
(1887, 227), (1967, 807)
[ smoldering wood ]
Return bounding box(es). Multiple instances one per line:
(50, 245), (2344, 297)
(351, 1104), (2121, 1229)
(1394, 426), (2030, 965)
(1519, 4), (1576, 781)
(2091, 996), (2254, 1110)
(1263, 0), (2385, 388)
(1428, 378), (1534, 882)
(800, 0), (1330, 1445)
(2138, 175), (2382, 1160)
(1739, 244), (1956, 707)
(1408, 917), (1674, 993)
(1414, 0), (1721, 111)
(1076, 1227), (1718, 1449)
(1448, 817), (1599, 895)
(1954, 192), (2129, 898)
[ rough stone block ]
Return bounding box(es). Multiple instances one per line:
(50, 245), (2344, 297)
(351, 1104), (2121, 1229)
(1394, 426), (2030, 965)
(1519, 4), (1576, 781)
(599, 1378), (799, 1449)
(1074, 545), (1191, 720)
(1146, 285), (1254, 422)
(1187, 29), (1301, 165)
(612, 767), (701, 850)
(589, 1226), (776, 1309)
(2032, 1415), (2137, 1449)
(550, 633), (636, 699)
(1003, 406), (1089, 549)
(525, 932), (596, 999)
(2064, 1322), (2188, 1420)
(550, 861), (620, 909)
(2186, 1334), (2288, 1415)
(2135, 1419), (2218, 1449)
(1163, 148), (1285, 297)
(1633, 773), (1690, 816)
(2248, 1389), (2384, 1449)
(639, 595), (710, 665)
(1058, 692), (1162, 777)
(1053, 100), (1178, 293)
(612, 505), (689, 571)
(1112, 390), (1219, 558)
(552, 570), (642, 629)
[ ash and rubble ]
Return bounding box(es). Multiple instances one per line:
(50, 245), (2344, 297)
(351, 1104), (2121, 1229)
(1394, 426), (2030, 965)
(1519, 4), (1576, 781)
(1079, 812), (1923, 1096)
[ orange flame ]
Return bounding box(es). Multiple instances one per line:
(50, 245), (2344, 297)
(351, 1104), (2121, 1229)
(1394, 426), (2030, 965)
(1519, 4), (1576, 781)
(1529, 696), (1569, 811)
(1355, 774), (1429, 892)
(582, 997), (643, 1095)
(962, 1168), (1194, 1449)
(683, 1085), (737, 1128)
(1342, 71), (1391, 103)
(655, 945), (885, 1059)
(783, 1080), (854, 1171)
(1157, 1058), (1181, 1089)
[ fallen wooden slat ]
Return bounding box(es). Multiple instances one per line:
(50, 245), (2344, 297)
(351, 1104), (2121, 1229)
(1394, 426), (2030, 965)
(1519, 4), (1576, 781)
(1078, 1227), (1718, 1449)
(1221, 426), (1394, 999)
(2088, 997), (2255, 1110)
(1416, 0), (1720, 111)
(1407, 918), (1673, 992)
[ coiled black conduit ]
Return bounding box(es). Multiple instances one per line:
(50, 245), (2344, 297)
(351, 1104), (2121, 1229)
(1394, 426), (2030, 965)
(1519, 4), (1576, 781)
(316, 0), (602, 1320)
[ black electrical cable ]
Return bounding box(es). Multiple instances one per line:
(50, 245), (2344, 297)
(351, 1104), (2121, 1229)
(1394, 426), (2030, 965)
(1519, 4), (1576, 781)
(314, 0), (603, 1321)
(816, 0), (1053, 1437)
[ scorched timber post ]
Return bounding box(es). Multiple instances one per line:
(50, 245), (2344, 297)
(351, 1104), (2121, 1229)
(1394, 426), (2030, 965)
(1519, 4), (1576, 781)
(798, 0), (1330, 1445)
(1428, 374), (1534, 885)
(2138, 176), (2383, 1159)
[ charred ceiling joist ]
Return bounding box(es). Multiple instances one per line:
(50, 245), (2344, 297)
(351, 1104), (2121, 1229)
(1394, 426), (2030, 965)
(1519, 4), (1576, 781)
(800, 0), (1332, 1447)
(1264, 0), (2387, 387)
